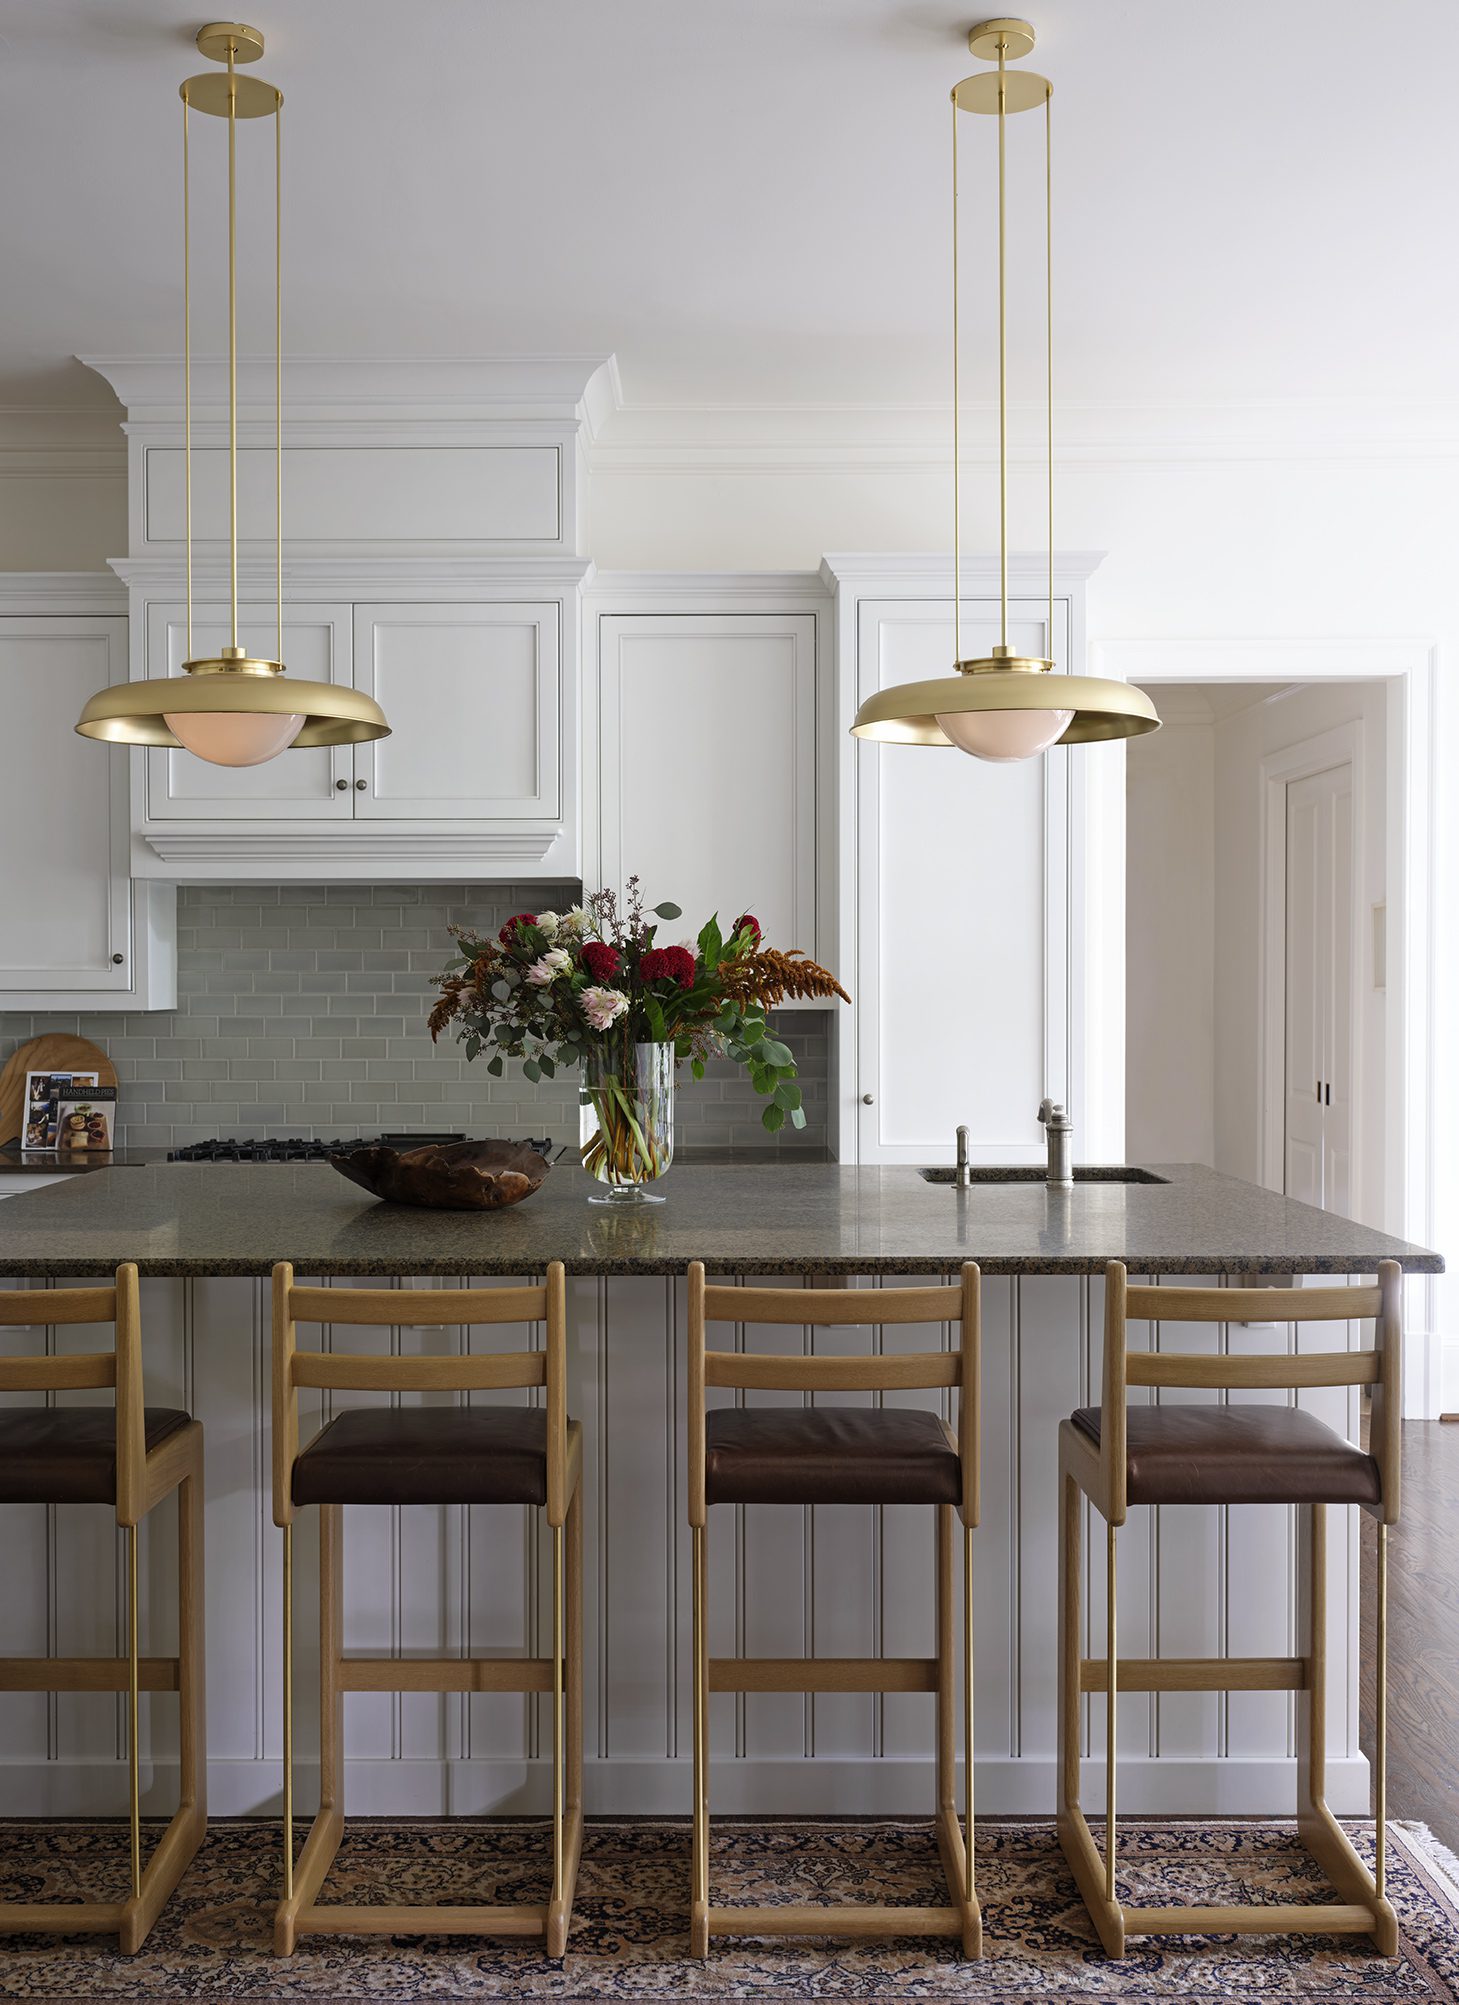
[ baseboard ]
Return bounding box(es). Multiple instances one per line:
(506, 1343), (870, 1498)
(0, 1754), (1373, 1821)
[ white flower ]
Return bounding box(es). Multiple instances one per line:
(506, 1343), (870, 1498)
(562, 906), (588, 933)
(582, 985), (629, 1031)
(535, 909), (561, 939)
(524, 947), (573, 985)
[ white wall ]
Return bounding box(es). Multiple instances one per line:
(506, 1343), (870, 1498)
(1211, 681), (1388, 1225)
(1125, 704), (1215, 1164)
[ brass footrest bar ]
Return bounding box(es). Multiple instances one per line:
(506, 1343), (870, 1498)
(1079, 1655), (1309, 1694)
(0, 1657), (180, 1693)
(0, 1903), (126, 1933)
(338, 1657), (552, 1693)
(299, 1903), (549, 1937)
(1123, 1903), (1376, 1937)
(707, 1903), (963, 1939)
(709, 1656), (939, 1694)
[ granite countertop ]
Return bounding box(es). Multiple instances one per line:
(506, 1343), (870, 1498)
(0, 1159), (1438, 1279)
(0, 1149), (171, 1178)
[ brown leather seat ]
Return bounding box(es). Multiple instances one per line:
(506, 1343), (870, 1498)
(704, 1406), (962, 1508)
(1070, 1403), (1382, 1508)
(292, 1407), (548, 1508)
(0, 1408), (192, 1506)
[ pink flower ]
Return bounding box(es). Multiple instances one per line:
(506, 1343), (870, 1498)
(524, 948), (572, 985)
(582, 985), (629, 1031)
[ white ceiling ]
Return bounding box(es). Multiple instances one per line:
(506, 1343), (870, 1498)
(4, 0), (1457, 416)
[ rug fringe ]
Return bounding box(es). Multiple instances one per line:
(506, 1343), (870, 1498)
(1395, 1819), (1459, 1906)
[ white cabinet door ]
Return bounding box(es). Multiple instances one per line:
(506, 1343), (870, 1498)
(853, 596), (1070, 1166)
(596, 613), (819, 949)
(142, 602), (353, 820)
(0, 617), (138, 999)
(1283, 761), (1355, 1216)
(351, 603), (562, 820)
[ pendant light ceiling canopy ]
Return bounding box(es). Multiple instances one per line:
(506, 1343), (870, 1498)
(75, 21), (389, 767)
(851, 18), (1159, 761)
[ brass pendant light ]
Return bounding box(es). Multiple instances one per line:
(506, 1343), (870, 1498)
(852, 18), (1159, 760)
(76, 22), (389, 765)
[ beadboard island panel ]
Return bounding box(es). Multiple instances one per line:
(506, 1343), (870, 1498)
(0, 1163), (1438, 1821)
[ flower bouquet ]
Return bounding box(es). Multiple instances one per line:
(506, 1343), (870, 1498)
(428, 880), (848, 1202)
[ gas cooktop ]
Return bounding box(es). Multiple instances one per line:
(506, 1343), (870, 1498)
(168, 1133), (553, 1164)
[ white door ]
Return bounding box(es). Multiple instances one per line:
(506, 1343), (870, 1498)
(1282, 762), (1354, 1215)
(854, 596), (1070, 1165)
(596, 613), (818, 951)
(352, 603), (561, 820)
(0, 617), (134, 996)
(143, 602), (353, 819)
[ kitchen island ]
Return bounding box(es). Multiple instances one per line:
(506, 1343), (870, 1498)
(0, 1161), (1439, 1824)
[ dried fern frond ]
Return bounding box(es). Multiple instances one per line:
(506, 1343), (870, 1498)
(718, 948), (850, 1011)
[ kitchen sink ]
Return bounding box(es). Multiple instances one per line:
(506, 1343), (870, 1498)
(919, 1165), (1170, 1185)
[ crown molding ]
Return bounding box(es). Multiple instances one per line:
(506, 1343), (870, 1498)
(80, 354), (621, 431)
(109, 554), (596, 594)
(0, 571), (126, 613)
(585, 569), (828, 610)
(818, 551), (1106, 594)
(142, 827), (566, 868)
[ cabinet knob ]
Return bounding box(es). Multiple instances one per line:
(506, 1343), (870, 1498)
(862, 1093), (875, 1105)
(355, 778), (367, 791)
(335, 778), (348, 791)
(111, 953), (124, 966)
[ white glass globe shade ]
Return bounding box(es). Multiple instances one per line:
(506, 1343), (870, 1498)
(935, 706), (1074, 762)
(163, 710), (305, 766)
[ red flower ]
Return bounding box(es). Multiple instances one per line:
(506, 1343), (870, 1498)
(733, 913), (762, 946)
(642, 944), (696, 988)
(498, 913), (537, 944)
(581, 940), (621, 982)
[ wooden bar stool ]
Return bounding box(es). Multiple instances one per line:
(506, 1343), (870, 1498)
(0, 1264), (206, 1952)
(271, 1261), (582, 1957)
(687, 1261), (981, 1958)
(1059, 1258), (1401, 1957)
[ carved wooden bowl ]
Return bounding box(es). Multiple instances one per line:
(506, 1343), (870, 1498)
(329, 1138), (551, 1211)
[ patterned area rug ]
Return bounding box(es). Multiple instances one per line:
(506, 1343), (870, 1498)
(0, 1817), (1455, 2000)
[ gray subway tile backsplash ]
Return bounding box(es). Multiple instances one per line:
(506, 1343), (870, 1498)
(1, 883), (832, 1156)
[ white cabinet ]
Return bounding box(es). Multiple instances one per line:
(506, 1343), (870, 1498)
(591, 605), (824, 957)
(353, 602), (561, 822)
(130, 585), (582, 880)
(143, 601), (353, 821)
(0, 616), (175, 1010)
(828, 557), (1100, 1165)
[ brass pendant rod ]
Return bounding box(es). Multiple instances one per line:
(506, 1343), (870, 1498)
(951, 90), (962, 666)
(276, 98), (283, 668)
(1045, 88), (1054, 662)
(182, 89), (192, 660)
(996, 35), (1008, 652)
(227, 36), (239, 653)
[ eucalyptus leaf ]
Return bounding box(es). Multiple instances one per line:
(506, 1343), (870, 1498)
(760, 1039), (794, 1068)
(761, 1103), (786, 1133)
(465, 1033), (480, 1060)
(487, 1054), (504, 1077)
(523, 1058), (541, 1083)
(790, 1106), (807, 1129)
(653, 902), (683, 920)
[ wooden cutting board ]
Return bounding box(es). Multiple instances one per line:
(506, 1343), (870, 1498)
(0, 1035), (118, 1149)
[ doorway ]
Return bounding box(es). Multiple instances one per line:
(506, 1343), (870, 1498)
(1123, 679), (1387, 1231)
(1270, 733), (1359, 1218)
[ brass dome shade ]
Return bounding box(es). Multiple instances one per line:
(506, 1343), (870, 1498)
(853, 20), (1159, 760)
(75, 652), (390, 753)
(76, 23), (390, 764)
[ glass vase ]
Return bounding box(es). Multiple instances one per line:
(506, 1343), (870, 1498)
(579, 1039), (675, 1204)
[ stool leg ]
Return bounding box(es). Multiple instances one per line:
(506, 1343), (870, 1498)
(548, 1521), (565, 1954)
(690, 1521), (709, 1959)
(1105, 1518), (1118, 1909)
(1375, 1522), (1388, 1904)
(126, 1523), (142, 1905)
(548, 1484), (584, 1957)
(282, 1521), (294, 1907)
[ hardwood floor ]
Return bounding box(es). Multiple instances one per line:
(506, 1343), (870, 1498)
(1361, 1420), (1459, 1858)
